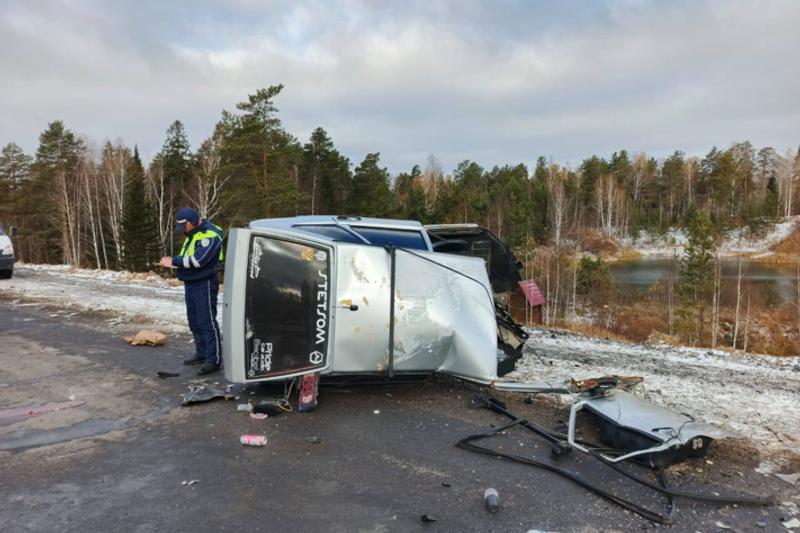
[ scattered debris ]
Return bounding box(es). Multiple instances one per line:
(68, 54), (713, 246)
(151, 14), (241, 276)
(305, 436), (322, 444)
(237, 403), (253, 412)
(250, 412), (268, 421)
(373, 410), (380, 415)
(253, 400), (291, 416)
(715, 521), (731, 530)
(460, 395), (773, 525)
(182, 385), (234, 405)
(124, 330), (167, 346)
(420, 514), (437, 523)
(775, 473), (800, 485)
(240, 434), (267, 447)
(783, 518), (800, 529)
(156, 371), (179, 379)
(441, 482), (451, 488)
(181, 480), (199, 486)
(484, 488), (499, 513)
(569, 375), (643, 394)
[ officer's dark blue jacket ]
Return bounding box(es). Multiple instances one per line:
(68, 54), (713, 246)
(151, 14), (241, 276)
(171, 220), (224, 282)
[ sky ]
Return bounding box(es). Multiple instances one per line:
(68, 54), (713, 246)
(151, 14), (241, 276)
(1, 0), (798, 173)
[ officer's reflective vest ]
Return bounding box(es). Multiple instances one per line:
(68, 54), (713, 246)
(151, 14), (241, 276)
(179, 223), (225, 265)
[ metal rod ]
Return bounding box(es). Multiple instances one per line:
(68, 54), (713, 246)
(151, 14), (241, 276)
(387, 245), (396, 379)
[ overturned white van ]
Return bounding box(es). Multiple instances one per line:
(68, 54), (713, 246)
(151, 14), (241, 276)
(221, 216), (530, 386)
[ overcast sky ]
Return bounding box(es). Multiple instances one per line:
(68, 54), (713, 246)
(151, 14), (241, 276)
(1, 0), (798, 173)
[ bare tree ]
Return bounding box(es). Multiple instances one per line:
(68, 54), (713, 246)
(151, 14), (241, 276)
(776, 149), (796, 219)
(630, 152), (653, 206)
(78, 153), (102, 269)
(99, 141), (130, 267)
(547, 164), (568, 247)
(743, 287), (751, 353)
(147, 159), (176, 256)
(733, 257), (744, 349)
(710, 254), (722, 350)
(191, 135), (229, 221)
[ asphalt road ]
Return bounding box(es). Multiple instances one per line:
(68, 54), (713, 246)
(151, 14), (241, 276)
(0, 301), (790, 532)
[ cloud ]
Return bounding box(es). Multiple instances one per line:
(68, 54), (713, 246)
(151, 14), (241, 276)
(0, 0), (798, 172)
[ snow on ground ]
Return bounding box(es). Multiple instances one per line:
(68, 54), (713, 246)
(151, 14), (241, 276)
(619, 228), (687, 258)
(508, 328), (800, 461)
(4, 263), (800, 461)
(2, 263), (198, 334)
(619, 216), (799, 258)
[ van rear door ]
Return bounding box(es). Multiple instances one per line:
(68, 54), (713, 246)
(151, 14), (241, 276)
(223, 228), (334, 382)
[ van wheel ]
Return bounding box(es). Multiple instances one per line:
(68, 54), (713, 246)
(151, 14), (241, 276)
(0, 270), (12, 279)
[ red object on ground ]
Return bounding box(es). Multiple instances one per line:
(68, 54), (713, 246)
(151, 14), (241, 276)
(518, 279), (545, 307)
(0, 400), (85, 420)
(240, 435), (267, 446)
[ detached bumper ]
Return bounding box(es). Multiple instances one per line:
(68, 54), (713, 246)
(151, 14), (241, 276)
(0, 255), (15, 270)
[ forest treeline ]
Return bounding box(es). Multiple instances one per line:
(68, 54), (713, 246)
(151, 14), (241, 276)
(1, 84), (799, 272)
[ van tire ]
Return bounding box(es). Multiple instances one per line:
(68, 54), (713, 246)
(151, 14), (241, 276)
(0, 270), (12, 279)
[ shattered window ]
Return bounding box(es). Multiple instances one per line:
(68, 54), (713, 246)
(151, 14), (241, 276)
(351, 227), (428, 250)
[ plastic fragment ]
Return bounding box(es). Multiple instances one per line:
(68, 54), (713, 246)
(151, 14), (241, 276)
(156, 371), (179, 379)
(783, 518), (800, 529)
(182, 385), (234, 405)
(421, 514), (437, 523)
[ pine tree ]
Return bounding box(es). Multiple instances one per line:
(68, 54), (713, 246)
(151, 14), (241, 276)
(20, 121), (83, 263)
(301, 127), (352, 214)
(120, 147), (159, 272)
(677, 209), (716, 343)
(350, 153), (391, 217)
(154, 120), (192, 256)
(0, 143), (32, 223)
(217, 85), (305, 225)
(530, 157), (549, 242)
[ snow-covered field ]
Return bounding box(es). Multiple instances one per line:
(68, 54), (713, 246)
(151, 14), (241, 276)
(509, 329), (800, 464)
(4, 263), (800, 463)
(618, 216), (799, 258)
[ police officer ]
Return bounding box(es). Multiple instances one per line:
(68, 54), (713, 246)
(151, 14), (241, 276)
(159, 207), (224, 376)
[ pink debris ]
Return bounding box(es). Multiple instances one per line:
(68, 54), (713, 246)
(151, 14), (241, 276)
(0, 400), (85, 420)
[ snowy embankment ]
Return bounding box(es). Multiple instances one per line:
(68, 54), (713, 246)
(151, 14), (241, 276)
(509, 328), (800, 462)
(618, 216), (799, 258)
(2, 263), (196, 334)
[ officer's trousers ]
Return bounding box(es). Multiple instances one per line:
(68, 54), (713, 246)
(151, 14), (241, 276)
(184, 276), (222, 365)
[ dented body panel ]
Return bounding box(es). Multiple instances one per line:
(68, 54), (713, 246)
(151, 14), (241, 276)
(222, 224), (502, 384)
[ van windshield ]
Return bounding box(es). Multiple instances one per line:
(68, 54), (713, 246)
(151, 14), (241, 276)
(0, 224), (5, 236)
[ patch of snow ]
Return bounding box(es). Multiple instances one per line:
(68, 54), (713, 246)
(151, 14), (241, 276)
(3, 264), (207, 334)
(509, 328), (800, 459)
(619, 229), (687, 258)
(720, 216), (799, 255)
(618, 216), (799, 258)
